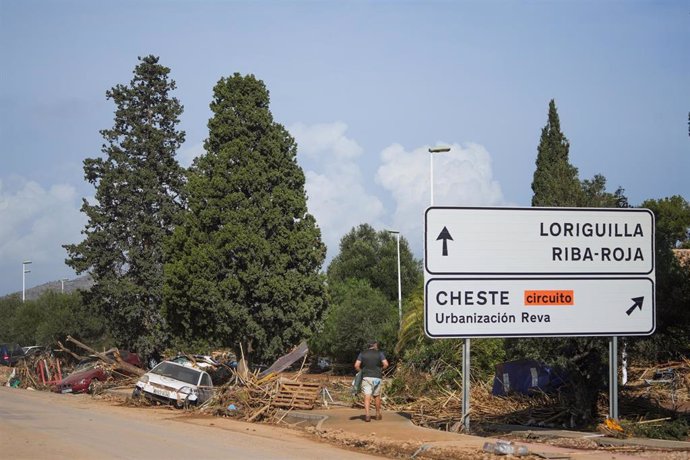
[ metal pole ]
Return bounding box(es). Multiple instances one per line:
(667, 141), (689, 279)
(463, 338), (471, 431)
(609, 336), (618, 420)
(22, 260), (32, 302)
(430, 151), (434, 206)
(428, 146), (450, 207)
(395, 232), (402, 325)
(386, 230), (403, 327)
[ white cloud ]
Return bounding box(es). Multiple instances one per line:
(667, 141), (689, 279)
(376, 142), (505, 255)
(0, 176), (86, 296)
(291, 123), (506, 264)
(291, 122), (362, 159)
(291, 122), (384, 260)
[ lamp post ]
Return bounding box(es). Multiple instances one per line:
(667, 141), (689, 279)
(22, 260), (32, 302)
(386, 230), (403, 326)
(428, 146), (451, 206)
(428, 145), (470, 431)
(60, 278), (69, 294)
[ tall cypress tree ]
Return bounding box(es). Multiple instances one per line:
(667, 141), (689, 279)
(64, 55), (186, 355)
(164, 74), (327, 362)
(531, 99), (582, 207)
(514, 100), (614, 425)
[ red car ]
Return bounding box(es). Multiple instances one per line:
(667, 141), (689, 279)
(54, 350), (142, 394)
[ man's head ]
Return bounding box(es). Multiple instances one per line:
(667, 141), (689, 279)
(367, 339), (379, 349)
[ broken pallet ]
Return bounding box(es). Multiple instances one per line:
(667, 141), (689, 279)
(272, 381), (322, 409)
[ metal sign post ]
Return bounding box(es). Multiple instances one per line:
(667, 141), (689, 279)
(609, 337), (619, 420)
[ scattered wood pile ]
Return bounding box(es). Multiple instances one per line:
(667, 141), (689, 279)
(385, 379), (571, 431)
(381, 358), (690, 432)
(8, 350), (65, 390)
(619, 359), (690, 415)
(2, 336), (144, 393)
(198, 346), (323, 422)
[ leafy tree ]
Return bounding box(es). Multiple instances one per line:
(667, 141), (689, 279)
(396, 287), (505, 382)
(33, 291), (107, 346)
(629, 196), (690, 361)
(0, 294), (21, 341)
(0, 291), (107, 346)
(64, 56), (186, 356)
(580, 174), (629, 208)
(644, 195), (690, 250)
(9, 300), (45, 345)
(164, 73), (327, 363)
(311, 279), (397, 364)
(327, 224), (422, 303)
(531, 99), (582, 207)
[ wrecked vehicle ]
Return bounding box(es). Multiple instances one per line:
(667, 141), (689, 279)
(169, 354), (237, 385)
(132, 361), (213, 407)
(54, 350), (142, 394)
(54, 360), (108, 394)
(1, 343), (25, 366)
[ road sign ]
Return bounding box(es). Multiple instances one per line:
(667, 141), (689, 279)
(425, 207), (655, 275)
(423, 206), (656, 338)
(425, 277), (655, 338)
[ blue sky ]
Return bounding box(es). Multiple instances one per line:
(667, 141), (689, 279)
(1, 0), (688, 296)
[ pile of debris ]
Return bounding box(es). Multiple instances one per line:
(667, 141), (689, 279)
(620, 359), (690, 414)
(198, 342), (323, 422)
(383, 358), (690, 433)
(4, 336), (144, 394)
(8, 349), (64, 390)
(386, 378), (570, 432)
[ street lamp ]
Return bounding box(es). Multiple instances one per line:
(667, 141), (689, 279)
(386, 230), (403, 326)
(428, 144), (470, 430)
(429, 146), (451, 206)
(22, 260), (32, 302)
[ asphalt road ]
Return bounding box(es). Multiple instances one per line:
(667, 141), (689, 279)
(0, 387), (380, 459)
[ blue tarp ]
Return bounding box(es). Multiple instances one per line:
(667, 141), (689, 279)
(492, 359), (565, 396)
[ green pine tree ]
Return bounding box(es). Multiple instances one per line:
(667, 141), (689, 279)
(531, 99), (582, 207)
(163, 73), (327, 362)
(64, 55), (186, 356)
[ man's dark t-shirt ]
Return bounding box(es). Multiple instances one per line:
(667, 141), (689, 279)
(357, 349), (386, 378)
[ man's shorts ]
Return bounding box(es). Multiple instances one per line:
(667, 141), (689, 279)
(361, 377), (382, 396)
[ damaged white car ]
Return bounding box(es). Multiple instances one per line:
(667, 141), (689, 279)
(132, 361), (213, 407)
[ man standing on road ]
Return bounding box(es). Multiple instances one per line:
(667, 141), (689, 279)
(354, 340), (389, 422)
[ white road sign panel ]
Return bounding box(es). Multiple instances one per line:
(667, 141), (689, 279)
(425, 277), (655, 338)
(425, 207), (655, 275)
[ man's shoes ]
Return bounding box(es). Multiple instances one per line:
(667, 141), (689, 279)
(376, 413), (382, 421)
(364, 415), (371, 422)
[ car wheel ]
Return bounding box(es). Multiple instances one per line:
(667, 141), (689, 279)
(88, 380), (99, 394)
(132, 387), (141, 399)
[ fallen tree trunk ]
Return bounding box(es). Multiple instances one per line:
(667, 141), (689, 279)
(66, 335), (145, 377)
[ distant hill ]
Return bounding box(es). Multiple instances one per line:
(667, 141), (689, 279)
(2, 275), (94, 301)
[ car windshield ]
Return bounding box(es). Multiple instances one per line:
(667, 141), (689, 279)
(151, 362), (201, 385)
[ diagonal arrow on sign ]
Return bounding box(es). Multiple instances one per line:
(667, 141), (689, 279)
(436, 226), (453, 256)
(626, 296), (644, 316)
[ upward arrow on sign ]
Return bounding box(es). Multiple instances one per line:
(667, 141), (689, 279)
(436, 226), (453, 256)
